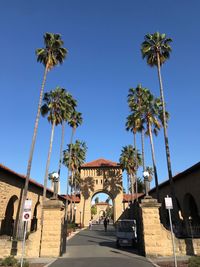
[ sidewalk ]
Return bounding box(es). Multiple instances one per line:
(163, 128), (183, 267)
(148, 256), (190, 267)
(67, 227), (86, 241)
(28, 228), (85, 267)
(28, 257), (56, 267)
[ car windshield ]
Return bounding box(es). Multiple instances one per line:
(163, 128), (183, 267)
(117, 221), (135, 232)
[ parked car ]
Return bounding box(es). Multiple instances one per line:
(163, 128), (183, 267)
(116, 219), (137, 247)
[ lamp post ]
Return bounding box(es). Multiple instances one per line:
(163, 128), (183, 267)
(80, 211), (82, 228)
(143, 170), (150, 197)
(188, 216), (193, 239)
(73, 205), (77, 224)
(49, 172), (59, 199)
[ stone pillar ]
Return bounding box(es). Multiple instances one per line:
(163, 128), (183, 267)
(140, 197), (164, 257)
(40, 199), (64, 257)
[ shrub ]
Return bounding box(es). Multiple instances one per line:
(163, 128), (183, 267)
(1, 256), (18, 266)
(188, 256), (200, 267)
(67, 223), (76, 229)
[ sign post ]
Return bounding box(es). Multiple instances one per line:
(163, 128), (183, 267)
(165, 196), (177, 267)
(21, 199), (32, 267)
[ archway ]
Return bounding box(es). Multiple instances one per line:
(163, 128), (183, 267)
(91, 191), (114, 224)
(183, 193), (200, 224)
(0, 195), (18, 236)
(79, 159), (123, 226)
(30, 202), (41, 232)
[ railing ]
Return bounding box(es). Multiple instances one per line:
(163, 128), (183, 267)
(163, 223), (200, 238)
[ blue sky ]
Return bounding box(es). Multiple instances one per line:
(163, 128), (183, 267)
(0, 0), (200, 198)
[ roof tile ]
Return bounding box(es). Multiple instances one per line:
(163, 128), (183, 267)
(82, 158), (119, 168)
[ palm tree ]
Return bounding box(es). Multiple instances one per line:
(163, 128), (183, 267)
(127, 85), (146, 172)
(125, 113), (141, 200)
(127, 85), (150, 199)
(39, 87), (69, 256)
(141, 88), (169, 201)
(57, 92), (77, 188)
(17, 33), (67, 238)
(63, 140), (87, 222)
(68, 111), (83, 145)
(64, 111), (83, 220)
(141, 33), (176, 207)
(41, 87), (70, 198)
(119, 145), (142, 203)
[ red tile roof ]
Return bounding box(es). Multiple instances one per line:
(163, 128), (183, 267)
(0, 163), (82, 203)
(95, 202), (110, 205)
(82, 158), (120, 168)
(123, 193), (144, 202)
(60, 194), (80, 202)
(0, 163), (53, 192)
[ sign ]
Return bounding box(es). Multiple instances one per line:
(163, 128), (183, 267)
(165, 196), (173, 210)
(22, 199), (32, 222)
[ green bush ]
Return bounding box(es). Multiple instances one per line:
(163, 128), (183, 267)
(67, 223), (76, 229)
(1, 256), (18, 266)
(189, 256), (200, 267)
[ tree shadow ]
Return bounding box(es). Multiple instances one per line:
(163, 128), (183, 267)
(96, 168), (122, 199)
(80, 176), (95, 225)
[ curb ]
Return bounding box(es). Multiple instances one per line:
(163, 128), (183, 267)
(67, 227), (86, 241)
(147, 258), (160, 267)
(43, 258), (57, 267)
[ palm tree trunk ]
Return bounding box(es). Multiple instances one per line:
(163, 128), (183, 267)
(57, 122), (65, 196)
(127, 174), (130, 194)
(130, 173), (134, 204)
(73, 178), (77, 223)
(43, 121), (55, 200)
(16, 65), (48, 239)
(141, 130), (145, 171)
(70, 171), (74, 223)
(133, 133), (138, 202)
(39, 120), (55, 256)
(156, 53), (178, 220)
(141, 129), (147, 195)
(64, 128), (75, 221)
(148, 122), (160, 202)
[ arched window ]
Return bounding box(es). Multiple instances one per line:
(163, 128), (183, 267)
(30, 202), (40, 232)
(183, 193), (200, 224)
(0, 195), (18, 236)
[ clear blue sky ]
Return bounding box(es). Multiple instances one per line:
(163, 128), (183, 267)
(0, 0), (200, 196)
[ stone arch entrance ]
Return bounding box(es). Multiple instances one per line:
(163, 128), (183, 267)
(91, 191), (114, 222)
(79, 159), (123, 226)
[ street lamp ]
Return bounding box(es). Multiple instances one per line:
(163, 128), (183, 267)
(143, 170), (150, 197)
(74, 205), (77, 224)
(49, 172), (59, 199)
(188, 216), (196, 255)
(80, 211), (82, 228)
(188, 216), (193, 239)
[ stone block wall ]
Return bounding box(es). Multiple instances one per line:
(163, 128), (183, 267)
(140, 197), (200, 257)
(40, 199), (64, 257)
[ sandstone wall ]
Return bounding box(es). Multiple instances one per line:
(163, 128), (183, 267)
(140, 197), (200, 257)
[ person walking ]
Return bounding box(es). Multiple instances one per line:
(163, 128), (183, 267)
(104, 217), (108, 232)
(89, 219), (92, 230)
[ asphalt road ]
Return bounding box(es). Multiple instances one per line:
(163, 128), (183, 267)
(49, 224), (155, 267)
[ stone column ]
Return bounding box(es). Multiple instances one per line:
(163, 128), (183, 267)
(40, 199), (64, 257)
(140, 197), (164, 257)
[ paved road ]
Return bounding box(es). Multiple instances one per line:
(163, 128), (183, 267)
(49, 224), (155, 267)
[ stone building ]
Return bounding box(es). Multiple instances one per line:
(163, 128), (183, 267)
(149, 161), (200, 235)
(1, 159), (200, 258)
